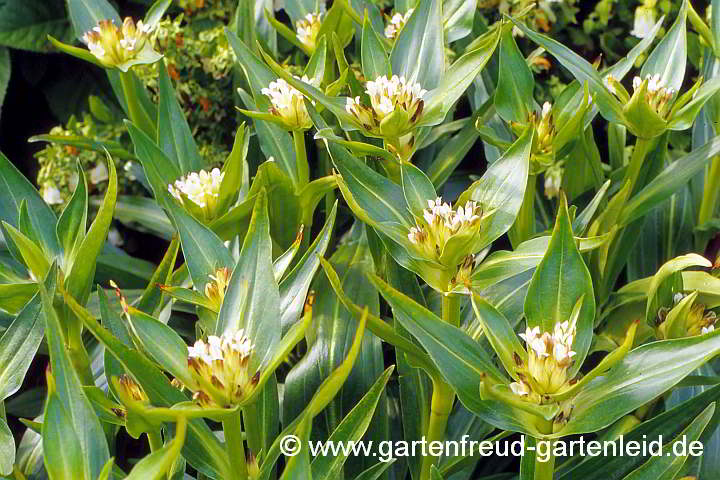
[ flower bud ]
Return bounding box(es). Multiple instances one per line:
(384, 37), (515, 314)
(82, 18), (161, 71)
(117, 374), (149, 404)
(630, 5), (656, 39)
(261, 76), (314, 131)
(204, 267), (231, 310)
(543, 163), (563, 199)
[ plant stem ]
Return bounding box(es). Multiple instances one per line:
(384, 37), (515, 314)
(223, 411), (248, 479)
(293, 130), (310, 189)
(533, 439), (555, 480)
(119, 71), (155, 137)
(623, 137), (651, 197)
(147, 429), (163, 452)
(66, 314), (94, 385)
(420, 378), (455, 480)
(420, 294), (461, 479)
(509, 174), (536, 248)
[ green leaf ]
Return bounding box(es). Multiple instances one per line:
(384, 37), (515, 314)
(157, 62), (204, 174)
(56, 163), (88, 269)
(66, 0), (120, 40)
(461, 126), (533, 250)
(559, 330), (720, 436)
(645, 254), (711, 326)
(41, 285), (110, 479)
(0, 222), (50, 280)
(640, 0), (687, 92)
(0, 268), (54, 401)
(0, 151), (59, 257)
(622, 403), (714, 480)
(311, 367), (394, 479)
(135, 237), (179, 315)
(361, 13), (389, 81)
(0, 283), (37, 315)
(304, 35), (327, 80)
(390, 0), (445, 89)
(126, 308), (194, 388)
(443, 0), (477, 43)
(217, 190), (281, 372)
(0, 0), (72, 52)
(524, 196), (595, 376)
(144, 0), (172, 29)
(351, 460), (397, 480)
(619, 135), (720, 226)
(401, 162), (437, 217)
(43, 393), (86, 480)
(495, 27), (533, 123)
(125, 418), (187, 480)
(64, 290), (230, 478)
(65, 154), (116, 305)
(0, 416), (12, 476)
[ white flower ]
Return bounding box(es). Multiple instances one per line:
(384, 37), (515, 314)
(43, 186), (64, 205)
(82, 17), (160, 71)
(702, 325), (715, 335)
(89, 162), (109, 184)
(630, 6), (655, 39)
(108, 228), (124, 247)
(168, 168), (225, 209)
(261, 76), (314, 130)
(296, 13), (323, 50)
(187, 329), (256, 407)
(541, 101), (552, 120)
(603, 74), (617, 95)
(385, 9), (414, 40)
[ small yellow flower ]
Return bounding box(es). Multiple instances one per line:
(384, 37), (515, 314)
(261, 76), (314, 130)
(384, 9), (414, 40)
(296, 13), (323, 51)
(117, 374), (149, 404)
(186, 330), (257, 408)
(82, 18), (161, 71)
(204, 267), (230, 309)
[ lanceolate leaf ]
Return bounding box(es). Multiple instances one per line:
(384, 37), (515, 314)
(495, 27), (533, 123)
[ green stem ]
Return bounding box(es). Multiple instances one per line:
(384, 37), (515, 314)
(623, 137), (651, 197)
(293, 130), (310, 189)
(420, 294), (461, 479)
(119, 71), (155, 137)
(533, 439), (556, 480)
(147, 429), (163, 452)
(223, 411), (248, 479)
(509, 174), (536, 248)
(420, 379), (455, 480)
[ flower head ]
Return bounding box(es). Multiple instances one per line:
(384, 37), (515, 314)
(168, 168), (225, 219)
(407, 197), (483, 262)
(514, 319), (577, 397)
(345, 75), (427, 146)
(186, 330), (256, 408)
(296, 13), (323, 51)
(82, 18), (161, 71)
(385, 9), (414, 40)
(261, 76), (314, 130)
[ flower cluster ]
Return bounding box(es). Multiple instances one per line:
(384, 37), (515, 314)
(261, 76), (314, 130)
(205, 267), (230, 309)
(168, 168), (225, 218)
(346, 75), (427, 141)
(658, 293), (718, 338)
(296, 13), (324, 51)
(407, 197), (482, 260)
(605, 74), (675, 118)
(186, 330), (256, 408)
(510, 319), (577, 399)
(82, 18), (160, 71)
(385, 9), (414, 40)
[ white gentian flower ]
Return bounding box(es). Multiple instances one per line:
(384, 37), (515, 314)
(385, 9), (414, 40)
(509, 381), (530, 397)
(43, 186), (64, 205)
(296, 13), (323, 51)
(82, 18), (161, 71)
(630, 5), (656, 38)
(345, 75), (427, 133)
(89, 162), (109, 184)
(702, 325), (715, 335)
(261, 76), (314, 130)
(168, 168), (225, 217)
(186, 329), (256, 408)
(108, 228), (124, 247)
